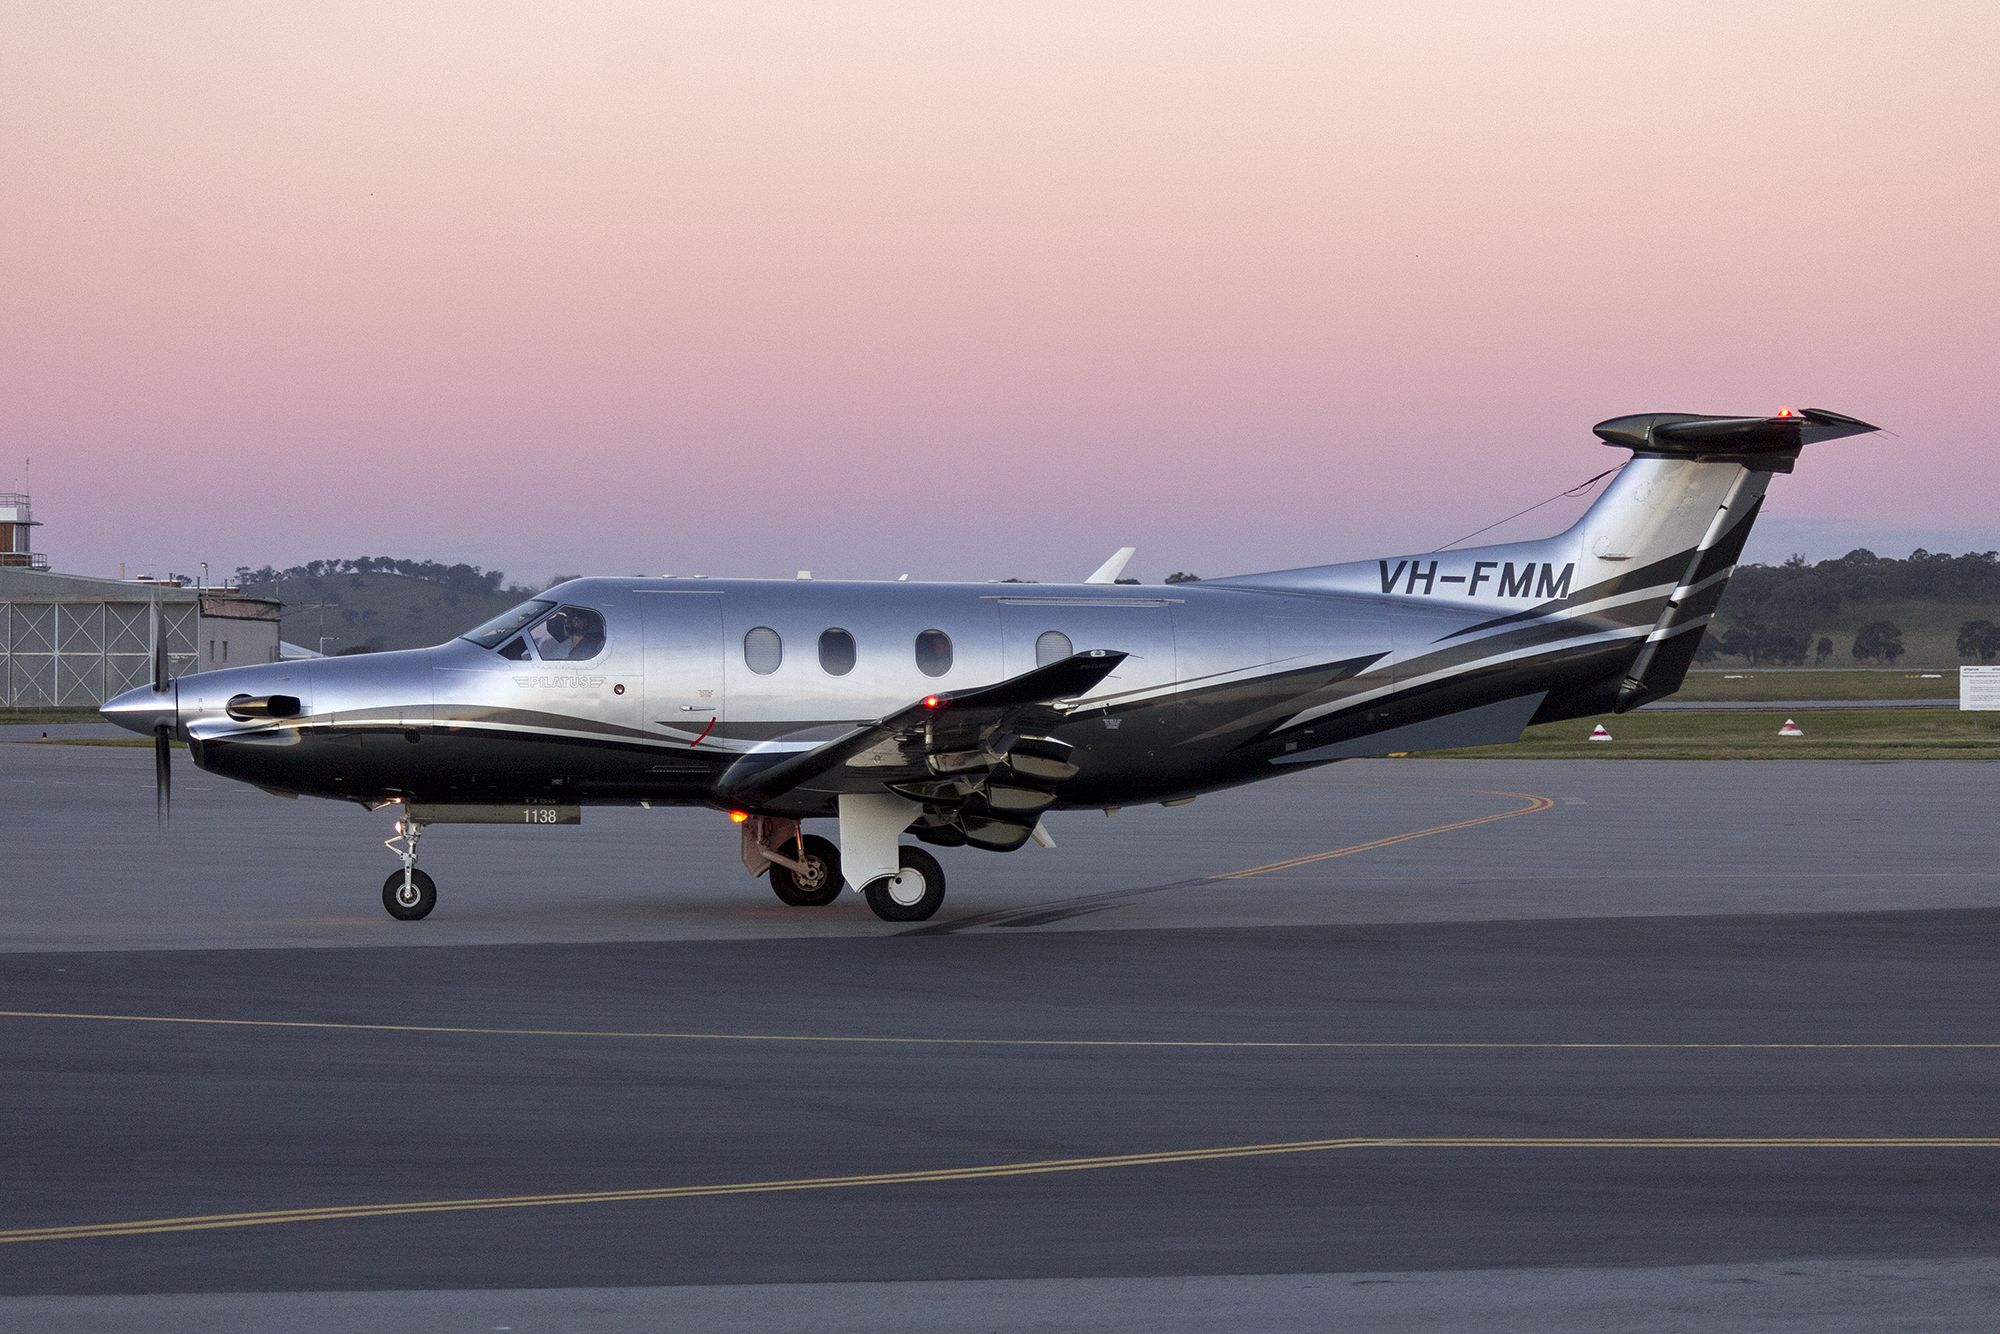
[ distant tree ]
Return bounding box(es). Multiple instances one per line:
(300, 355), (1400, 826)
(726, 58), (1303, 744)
(1164, 572), (1202, 584)
(1753, 623), (1812, 667)
(1957, 619), (2000, 663)
(1718, 622), (1760, 665)
(1851, 620), (1905, 664)
(1692, 634), (1720, 664)
(1113, 577), (1140, 585)
(1815, 636), (1834, 666)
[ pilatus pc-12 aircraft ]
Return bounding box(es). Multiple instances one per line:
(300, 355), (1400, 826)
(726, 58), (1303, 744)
(106, 408), (1875, 924)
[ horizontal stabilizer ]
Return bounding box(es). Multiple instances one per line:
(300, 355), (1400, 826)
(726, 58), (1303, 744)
(1594, 409), (1878, 471)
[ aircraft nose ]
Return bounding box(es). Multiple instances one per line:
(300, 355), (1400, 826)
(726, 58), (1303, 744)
(102, 684), (177, 737)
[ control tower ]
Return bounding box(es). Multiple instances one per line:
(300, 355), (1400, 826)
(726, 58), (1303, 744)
(0, 494), (47, 570)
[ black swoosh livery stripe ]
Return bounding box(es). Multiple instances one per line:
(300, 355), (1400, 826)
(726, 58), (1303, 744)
(1687, 496), (1763, 587)
(1433, 545), (1697, 645)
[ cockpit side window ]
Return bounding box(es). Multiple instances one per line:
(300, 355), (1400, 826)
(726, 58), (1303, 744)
(463, 599), (555, 649)
(497, 636), (530, 661)
(530, 605), (608, 661)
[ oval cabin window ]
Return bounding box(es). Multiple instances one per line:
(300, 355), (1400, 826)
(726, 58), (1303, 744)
(744, 626), (783, 675)
(818, 628), (857, 676)
(1035, 630), (1074, 667)
(914, 629), (952, 677)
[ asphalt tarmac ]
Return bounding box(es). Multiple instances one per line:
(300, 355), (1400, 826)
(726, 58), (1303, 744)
(2, 742), (1998, 1330)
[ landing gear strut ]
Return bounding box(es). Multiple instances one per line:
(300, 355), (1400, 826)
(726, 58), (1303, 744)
(382, 813), (437, 920)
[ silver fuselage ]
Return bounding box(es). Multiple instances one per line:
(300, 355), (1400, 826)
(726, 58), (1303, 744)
(106, 422), (1866, 822)
(120, 456), (1744, 812)
(156, 576), (1402, 812)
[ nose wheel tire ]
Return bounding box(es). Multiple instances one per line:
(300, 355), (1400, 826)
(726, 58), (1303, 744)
(770, 834), (843, 907)
(382, 869), (437, 921)
(862, 847), (946, 922)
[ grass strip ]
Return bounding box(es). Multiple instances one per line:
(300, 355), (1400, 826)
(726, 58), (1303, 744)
(1416, 707), (2000, 760)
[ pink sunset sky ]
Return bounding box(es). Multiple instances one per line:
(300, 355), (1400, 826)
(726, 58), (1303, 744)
(2, 1), (1995, 587)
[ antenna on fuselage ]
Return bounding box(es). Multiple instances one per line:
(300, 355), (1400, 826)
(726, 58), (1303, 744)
(1085, 547), (1136, 584)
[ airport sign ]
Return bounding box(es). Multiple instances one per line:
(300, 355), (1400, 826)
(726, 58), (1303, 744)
(1962, 666), (2000, 711)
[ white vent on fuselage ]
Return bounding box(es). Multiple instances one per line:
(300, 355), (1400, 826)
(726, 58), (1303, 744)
(1035, 630), (1074, 667)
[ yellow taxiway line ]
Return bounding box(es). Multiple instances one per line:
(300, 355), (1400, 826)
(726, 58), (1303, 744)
(4, 1135), (1997, 1246)
(1210, 788), (1555, 880)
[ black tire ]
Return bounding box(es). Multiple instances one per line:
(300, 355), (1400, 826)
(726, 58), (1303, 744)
(382, 868), (437, 921)
(770, 834), (843, 907)
(862, 846), (946, 922)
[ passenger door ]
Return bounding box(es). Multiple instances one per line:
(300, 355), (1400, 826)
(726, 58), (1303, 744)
(642, 592), (726, 745)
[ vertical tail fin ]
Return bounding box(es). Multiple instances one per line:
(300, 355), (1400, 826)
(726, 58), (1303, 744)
(1581, 409), (1878, 708)
(1209, 408), (1878, 714)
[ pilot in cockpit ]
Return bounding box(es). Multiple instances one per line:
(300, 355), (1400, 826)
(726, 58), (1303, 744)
(537, 608), (605, 661)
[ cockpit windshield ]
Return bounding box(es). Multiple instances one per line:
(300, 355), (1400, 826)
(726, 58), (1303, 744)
(461, 599), (555, 650)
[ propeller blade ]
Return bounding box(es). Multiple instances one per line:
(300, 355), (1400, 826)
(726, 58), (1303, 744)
(155, 723), (172, 825)
(150, 597), (168, 692)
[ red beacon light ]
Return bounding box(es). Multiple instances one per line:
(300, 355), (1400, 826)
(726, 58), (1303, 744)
(922, 694), (944, 710)
(728, 810), (749, 824)
(1775, 406), (1795, 418)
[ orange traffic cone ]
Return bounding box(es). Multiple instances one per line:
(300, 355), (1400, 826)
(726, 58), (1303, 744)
(1587, 724), (1614, 742)
(1778, 718), (1804, 737)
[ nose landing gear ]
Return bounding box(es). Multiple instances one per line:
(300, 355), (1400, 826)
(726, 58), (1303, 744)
(382, 814), (436, 920)
(769, 833), (844, 907)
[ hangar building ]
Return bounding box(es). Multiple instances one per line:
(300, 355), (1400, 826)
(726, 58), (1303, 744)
(0, 569), (199, 708)
(0, 494), (282, 708)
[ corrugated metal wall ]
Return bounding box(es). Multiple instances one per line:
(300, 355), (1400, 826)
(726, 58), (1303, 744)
(0, 600), (198, 707)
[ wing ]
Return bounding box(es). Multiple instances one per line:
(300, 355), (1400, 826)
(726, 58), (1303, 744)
(717, 650), (1127, 811)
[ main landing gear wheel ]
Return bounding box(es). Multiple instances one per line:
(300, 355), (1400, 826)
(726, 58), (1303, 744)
(770, 834), (843, 907)
(862, 847), (946, 923)
(382, 869), (437, 921)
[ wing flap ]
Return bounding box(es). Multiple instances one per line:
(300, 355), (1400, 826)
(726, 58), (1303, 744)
(720, 650), (1127, 805)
